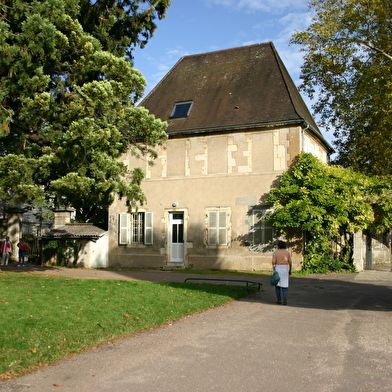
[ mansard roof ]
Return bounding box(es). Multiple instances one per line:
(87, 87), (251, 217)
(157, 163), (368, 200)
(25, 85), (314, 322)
(140, 42), (330, 149)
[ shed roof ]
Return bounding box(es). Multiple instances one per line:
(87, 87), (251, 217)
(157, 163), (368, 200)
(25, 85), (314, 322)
(43, 224), (107, 239)
(140, 42), (331, 149)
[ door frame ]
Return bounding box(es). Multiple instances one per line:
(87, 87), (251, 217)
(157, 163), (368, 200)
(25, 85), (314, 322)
(166, 209), (187, 266)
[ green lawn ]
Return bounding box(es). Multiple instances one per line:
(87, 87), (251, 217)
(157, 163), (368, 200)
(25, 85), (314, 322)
(0, 272), (254, 379)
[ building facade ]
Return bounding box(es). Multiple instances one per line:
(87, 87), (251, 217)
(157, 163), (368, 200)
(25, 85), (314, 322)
(108, 42), (332, 271)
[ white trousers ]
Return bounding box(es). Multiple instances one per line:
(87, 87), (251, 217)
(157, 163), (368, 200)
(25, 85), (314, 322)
(1, 252), (10, 266)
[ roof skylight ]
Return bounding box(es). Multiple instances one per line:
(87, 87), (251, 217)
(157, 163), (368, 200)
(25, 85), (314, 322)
(170, 101), (193, 118)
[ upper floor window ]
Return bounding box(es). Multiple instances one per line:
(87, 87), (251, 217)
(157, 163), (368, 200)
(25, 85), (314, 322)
(170, 101), (193, 118)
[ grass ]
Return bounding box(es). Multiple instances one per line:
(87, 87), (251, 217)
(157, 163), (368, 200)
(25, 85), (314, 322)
(104, 267), (319, 278)
(173, 268), (270, 276)
(102, 266), (316, 279)
(171, 267), (354, 277)
(64, 265), (312, 277)
(102, 267), (271, 276)
(0, 272), (254, 380)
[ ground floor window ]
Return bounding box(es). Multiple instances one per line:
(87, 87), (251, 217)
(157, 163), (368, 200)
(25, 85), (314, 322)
(248, 205), (274, 250)
(119, 212), (153, 245)
(206, 208), (230, 246)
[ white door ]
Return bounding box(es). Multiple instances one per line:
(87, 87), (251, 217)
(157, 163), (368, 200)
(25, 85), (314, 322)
(170, 212), (184, 262)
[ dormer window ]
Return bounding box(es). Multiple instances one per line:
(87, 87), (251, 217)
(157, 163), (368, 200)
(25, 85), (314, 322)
(170, 101), (193, 118)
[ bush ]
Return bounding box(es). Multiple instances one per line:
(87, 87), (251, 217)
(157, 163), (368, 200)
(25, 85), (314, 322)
(302, 253), (355, 273)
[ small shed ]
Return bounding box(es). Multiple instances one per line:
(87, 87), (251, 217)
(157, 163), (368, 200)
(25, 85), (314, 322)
(42, 223), (108, 268)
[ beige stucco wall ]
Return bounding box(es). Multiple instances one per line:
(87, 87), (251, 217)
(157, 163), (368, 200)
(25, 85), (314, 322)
(109, 125), (329, 272)
(303, 131), (329, 163)
(73, 236), (108, 269)
(43, 236), (108, 268)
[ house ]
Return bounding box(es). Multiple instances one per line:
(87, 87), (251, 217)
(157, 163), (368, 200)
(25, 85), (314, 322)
(42, 208), (108, 268)
(108, 42), (332, 271)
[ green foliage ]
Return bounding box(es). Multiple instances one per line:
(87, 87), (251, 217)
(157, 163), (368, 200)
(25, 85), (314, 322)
(42, 239), (82, 266)
(0, 0), (170, 224)
(266, 153), (392, 272)
(33, 205), (54, 223)
(302, 248), (355, 273)
(78, 0), (171, 59)
(43, 240), (59, 261)
(56, 240), (81, 266)
(291, 0), (392, 177)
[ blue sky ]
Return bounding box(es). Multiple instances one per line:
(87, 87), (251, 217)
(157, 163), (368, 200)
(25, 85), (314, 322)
(133, 0), (334, 146)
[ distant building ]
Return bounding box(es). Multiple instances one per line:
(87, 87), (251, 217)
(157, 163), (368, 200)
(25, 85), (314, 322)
(42, 208), (108, 268)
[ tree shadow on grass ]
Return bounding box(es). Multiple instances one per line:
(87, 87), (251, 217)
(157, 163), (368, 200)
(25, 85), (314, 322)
(5, 264), (392, 312)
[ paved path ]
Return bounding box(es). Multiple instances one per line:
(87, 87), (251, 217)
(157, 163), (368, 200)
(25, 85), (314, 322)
(1, 266), (392, 392)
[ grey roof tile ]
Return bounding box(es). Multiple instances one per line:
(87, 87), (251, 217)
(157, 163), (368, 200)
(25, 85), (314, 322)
(43, 224), (106, 239)
(140, 42), (331, 150)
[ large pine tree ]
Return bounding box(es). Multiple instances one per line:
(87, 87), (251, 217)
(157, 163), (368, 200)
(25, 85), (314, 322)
(0, 0), (170, 224)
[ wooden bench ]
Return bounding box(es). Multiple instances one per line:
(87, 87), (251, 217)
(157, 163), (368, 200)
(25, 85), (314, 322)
(184, 278), (262, 293)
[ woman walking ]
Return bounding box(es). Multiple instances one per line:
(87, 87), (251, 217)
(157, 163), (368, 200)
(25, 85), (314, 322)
(272, 240), (292, 305)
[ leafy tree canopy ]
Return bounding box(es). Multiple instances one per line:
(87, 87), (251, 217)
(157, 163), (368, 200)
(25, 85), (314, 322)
(266, 153), (392, 271)
(291, 0), (392, 176)
(78, 0), (170, 60)
(0, 0), (170, 224)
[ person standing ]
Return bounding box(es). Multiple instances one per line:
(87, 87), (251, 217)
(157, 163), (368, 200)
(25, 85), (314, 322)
(272, 240), (292, 305)
(17, 239), (29, 267)
(1, 236), (13, 266)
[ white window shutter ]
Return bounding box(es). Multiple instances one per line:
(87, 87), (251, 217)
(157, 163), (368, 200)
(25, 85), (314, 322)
(218, 211), (228, 245)
(208, 211), (217, 245)
(145, 212), (153, 245)
(119, 213), (129, 245)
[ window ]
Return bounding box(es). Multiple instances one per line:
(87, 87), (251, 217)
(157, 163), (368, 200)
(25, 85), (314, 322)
(119, 212), (153, 245)
(131, 212), (145, 244)
(207, 209), (230, 246)
(248, 205), (273, 250)
(170, 101), (193, 118)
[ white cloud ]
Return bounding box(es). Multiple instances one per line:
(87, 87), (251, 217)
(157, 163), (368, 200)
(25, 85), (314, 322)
(277, 11), (312, 39)
(208, 0), (308, 13)
(165, 48), (190, 59)
(138, 46), (190, 94)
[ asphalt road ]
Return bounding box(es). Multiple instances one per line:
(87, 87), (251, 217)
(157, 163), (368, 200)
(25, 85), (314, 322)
(1, 268), (392, 392)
